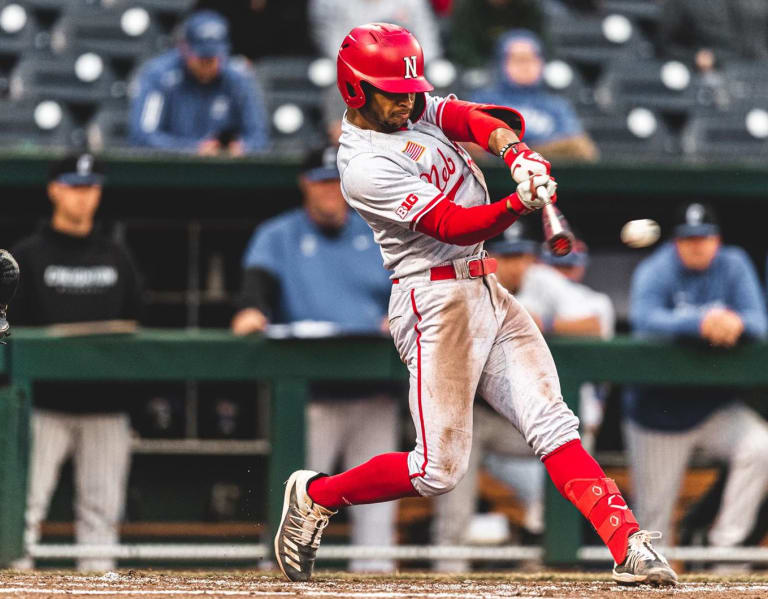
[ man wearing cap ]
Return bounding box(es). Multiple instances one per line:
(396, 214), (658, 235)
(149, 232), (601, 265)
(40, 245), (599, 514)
(129, 10), (269, 155)
(231, 146), (399, 572)
(625, 202), (768, 550)
(10, 153), (143, 571)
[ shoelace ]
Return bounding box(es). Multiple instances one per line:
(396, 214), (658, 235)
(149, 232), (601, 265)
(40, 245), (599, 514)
(625, 530), (666, 568)
(285, 503), (333, 549)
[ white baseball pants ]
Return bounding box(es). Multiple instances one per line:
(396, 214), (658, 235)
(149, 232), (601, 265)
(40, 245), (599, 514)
(306, 395), (399, 572)
(624, 402), (768, 547)
(387, 272), (580, 498)
(22, 409), (132, 571)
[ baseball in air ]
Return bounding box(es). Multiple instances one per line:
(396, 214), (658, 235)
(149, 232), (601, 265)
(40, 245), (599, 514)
(620, 219), (660, 248)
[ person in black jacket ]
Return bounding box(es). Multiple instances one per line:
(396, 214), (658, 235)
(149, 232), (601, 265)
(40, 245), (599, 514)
(10, 153), (142, 572)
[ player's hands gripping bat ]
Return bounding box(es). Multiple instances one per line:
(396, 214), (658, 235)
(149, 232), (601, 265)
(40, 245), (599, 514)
(514, 174), (557, 214)
(0, 249), (20, 342)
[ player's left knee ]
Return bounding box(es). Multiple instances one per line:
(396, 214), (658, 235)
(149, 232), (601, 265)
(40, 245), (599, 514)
(527, 408), (580, 458)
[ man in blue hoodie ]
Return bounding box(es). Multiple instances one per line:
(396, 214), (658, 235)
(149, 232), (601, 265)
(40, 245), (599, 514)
(129, 10), (269, 155)
(471, 30), (597, 162)
(625, 202), (768, 551)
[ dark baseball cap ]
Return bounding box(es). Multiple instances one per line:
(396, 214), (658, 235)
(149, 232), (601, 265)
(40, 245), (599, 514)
(486, 221), (539, 256)
(674, 202), (720, 238)
(48, 152), (105, 186)
(301, 146), (340, 182)
(183, 11), (230, 59)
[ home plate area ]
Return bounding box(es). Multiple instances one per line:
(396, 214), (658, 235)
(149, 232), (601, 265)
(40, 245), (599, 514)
(2, 571), (768, 599)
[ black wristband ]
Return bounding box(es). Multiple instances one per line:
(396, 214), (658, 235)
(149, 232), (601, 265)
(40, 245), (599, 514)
(499, 141), (521, 160)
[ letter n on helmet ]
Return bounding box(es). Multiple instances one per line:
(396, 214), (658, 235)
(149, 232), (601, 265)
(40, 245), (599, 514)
(337, 23), (434, 109)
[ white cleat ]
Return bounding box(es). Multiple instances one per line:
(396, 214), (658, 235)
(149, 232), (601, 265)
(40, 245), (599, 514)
(274, 470), (336, 582)
(612, 530), (678, 585)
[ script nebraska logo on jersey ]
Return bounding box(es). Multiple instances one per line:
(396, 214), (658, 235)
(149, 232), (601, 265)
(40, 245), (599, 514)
(396, 194), (419, 219)
(403, 56), (418, 79)
(402, 141), (426, 162)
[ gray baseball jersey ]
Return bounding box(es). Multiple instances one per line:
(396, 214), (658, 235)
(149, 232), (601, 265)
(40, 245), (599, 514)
(338, 94), (490, 278)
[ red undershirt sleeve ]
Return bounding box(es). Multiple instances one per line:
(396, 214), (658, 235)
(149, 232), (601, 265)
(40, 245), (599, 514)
(415, 195), (525, 245)
(438, 99), (526, 152)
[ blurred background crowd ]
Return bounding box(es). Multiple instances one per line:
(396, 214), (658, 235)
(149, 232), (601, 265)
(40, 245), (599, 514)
(2, 0), (768, 575)
(0, 0), (765, 162)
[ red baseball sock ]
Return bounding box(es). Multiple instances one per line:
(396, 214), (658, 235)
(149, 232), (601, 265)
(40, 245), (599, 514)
(543, 439), (639, 564)
(307, 452), (419, 509)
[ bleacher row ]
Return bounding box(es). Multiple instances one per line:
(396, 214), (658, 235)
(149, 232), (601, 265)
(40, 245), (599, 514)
(1, 0), (767, 162)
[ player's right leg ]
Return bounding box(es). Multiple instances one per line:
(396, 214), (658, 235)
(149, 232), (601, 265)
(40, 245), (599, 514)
(478, 278), (676, 585)
(275, 278), (493, 581)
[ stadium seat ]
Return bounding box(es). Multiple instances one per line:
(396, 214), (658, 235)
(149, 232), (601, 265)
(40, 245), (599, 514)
(10, 54), (121, 106)
(546, 12), (653, 70)
(580, 109), (677, 160)
(123, 0), (196, 18)
(0, 98), (77, 147)
(723, 61), (768, 105)
(269, 102), (326, 157)
(51, 6), (166, 64)
(0, 2), (41, 55)
(257, 56), (328, 109)
(681, 108), (768, 163)
(86, 104), (131, 151)
(595, 59), (704, 115)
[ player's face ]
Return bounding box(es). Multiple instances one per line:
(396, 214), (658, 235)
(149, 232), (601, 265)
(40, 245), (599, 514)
(505, 40), (543, 87)
(301, 177), (347, 230)
(185, 53), (221, 83)
(493, 253), (536, 293)
(48, 182), (102, 227)
(675, 235), (721, 271)
(363, 89), (416, 132)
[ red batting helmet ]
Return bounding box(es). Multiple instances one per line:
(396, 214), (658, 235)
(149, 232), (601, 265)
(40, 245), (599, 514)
(337, 23), (434, 109)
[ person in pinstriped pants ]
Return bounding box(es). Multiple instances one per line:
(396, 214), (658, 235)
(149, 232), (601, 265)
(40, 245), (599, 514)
(624, 203), (768, 553)
(10, 154), (143, 571)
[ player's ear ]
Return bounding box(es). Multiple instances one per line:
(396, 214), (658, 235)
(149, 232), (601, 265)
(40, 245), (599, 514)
(47, 182), (60, 204)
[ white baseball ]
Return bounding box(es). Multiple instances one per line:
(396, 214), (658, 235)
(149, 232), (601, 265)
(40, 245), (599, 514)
(620, 219), (660, 248)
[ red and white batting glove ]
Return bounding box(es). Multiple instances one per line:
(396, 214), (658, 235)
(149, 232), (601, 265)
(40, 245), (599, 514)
(508, 174), (557, 214)
(502, 142), (551, 184)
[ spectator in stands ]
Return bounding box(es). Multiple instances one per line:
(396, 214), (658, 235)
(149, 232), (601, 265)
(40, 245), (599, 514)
(660, 0), (768, 73)
(10, 153), (143, 572)
(625, 202), (768, 549)
(129, 10), (269, 155)
(448, 0), (543, 68)
(471, 30), (597, 162)
(432, 223), (613, 570)
(308, 0), (442, 62)
(231, 146), (399, 572)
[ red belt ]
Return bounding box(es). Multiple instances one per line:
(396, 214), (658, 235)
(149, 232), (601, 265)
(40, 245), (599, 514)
(393, 257), (497, 284)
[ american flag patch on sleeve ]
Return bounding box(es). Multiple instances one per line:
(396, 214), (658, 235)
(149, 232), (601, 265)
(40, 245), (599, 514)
(402, 141), (426, 162)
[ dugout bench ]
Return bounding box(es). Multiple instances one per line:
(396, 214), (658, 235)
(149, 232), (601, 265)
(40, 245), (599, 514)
(1, 329), (767, 567)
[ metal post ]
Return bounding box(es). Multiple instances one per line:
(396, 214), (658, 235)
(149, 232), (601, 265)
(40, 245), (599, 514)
(543, 376), (582, 565)
(0, 384), (30, 566)
(267, 378), (308, 540)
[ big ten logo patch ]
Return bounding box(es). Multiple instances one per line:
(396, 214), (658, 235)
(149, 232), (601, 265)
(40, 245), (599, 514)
(396, 194), (419, 219)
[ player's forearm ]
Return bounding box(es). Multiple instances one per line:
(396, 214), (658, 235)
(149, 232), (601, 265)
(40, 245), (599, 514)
(415, 195), (523, 245)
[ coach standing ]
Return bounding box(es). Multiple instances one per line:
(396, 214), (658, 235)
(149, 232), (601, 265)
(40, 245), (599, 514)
(10, 153), (143, 571)
(625, 202), (768, 550)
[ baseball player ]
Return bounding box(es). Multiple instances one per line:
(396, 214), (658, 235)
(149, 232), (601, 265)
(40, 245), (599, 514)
(274, 23), (676, 585)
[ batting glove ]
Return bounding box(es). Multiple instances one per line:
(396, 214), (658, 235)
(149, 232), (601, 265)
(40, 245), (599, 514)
(510, 174), (557, 214)
(504, 142), (551, 184)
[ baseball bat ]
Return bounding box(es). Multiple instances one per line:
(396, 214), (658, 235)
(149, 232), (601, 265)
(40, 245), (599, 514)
(541, 202), (574, 257)
(0, 249), (20, 340)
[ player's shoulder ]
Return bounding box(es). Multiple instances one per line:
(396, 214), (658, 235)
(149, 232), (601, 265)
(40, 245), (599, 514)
(221, 56), (258, 86)
(10, 230), (44, 257)
(255, 208), (305, 238)
(139, 50), (184, 89)
(716, 244), (753, 271)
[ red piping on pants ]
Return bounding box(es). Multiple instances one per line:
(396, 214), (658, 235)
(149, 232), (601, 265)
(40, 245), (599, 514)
(409, 288), (428, 480)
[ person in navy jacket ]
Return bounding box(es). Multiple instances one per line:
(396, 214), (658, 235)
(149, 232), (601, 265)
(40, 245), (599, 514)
(129, 10), (269, 155)
(624, 202), (768, 552)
